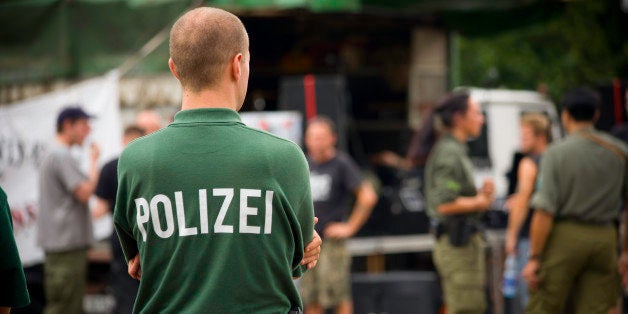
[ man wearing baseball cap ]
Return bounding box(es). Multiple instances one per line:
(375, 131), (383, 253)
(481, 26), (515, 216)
(37, 106), (99, 314)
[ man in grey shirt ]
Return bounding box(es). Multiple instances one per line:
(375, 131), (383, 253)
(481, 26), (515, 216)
(37, 107), (99, 314)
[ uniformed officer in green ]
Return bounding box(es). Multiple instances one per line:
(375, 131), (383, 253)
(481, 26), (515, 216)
(522, 87), (626, 313)
(114, 7), (321, 313)
(423, 92), (495, 314)
(0, 186), (30, 313)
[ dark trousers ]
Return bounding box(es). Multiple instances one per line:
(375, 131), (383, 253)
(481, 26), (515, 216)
(110, 257), (139, 313)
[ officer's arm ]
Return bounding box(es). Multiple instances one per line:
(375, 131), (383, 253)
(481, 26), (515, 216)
(128, 254), (141, 280)
(527, 209), (553, 260)
(623, 203), (628, 253)
(527, 148), (560, 256)
(432, 156), (492, 215)
(618, 148), (628, 285)
(619, 202), (628, 286)
(522, 209), (553, 290)
(284, 145), (314, 278)
(301, 220), (322, 270)
(623, 158), (628, 254)
(437, 194), (492, 215)
(113, 155), (140, 278)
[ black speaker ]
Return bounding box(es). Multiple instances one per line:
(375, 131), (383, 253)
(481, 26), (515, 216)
(278, 75), (349, 151)
(596, 81), (627, 132)
(352, 271), (442, 314)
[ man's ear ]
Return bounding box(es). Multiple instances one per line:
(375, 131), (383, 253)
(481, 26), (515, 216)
(593, 109), (600, 123)
(561, 110), (570, 129)
(168, 58), (180, 80)
(231, 53), (243, 81)
(61, 119), (73, 134)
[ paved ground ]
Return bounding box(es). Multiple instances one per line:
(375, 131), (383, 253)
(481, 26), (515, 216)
(84, 294), (115, 314)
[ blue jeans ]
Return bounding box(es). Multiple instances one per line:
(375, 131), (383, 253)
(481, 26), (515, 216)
(515, 238), (530, 310)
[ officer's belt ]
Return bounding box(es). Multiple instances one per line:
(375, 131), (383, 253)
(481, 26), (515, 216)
(555, 217), (614, 227)
(433, 221), (480, 239)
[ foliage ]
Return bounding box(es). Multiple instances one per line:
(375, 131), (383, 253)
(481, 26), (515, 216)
(458, 0), (628, 103)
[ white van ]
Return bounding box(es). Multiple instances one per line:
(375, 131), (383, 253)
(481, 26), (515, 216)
(462, 88), (562, 205)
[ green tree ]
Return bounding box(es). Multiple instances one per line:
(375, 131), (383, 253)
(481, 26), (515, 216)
(458, 0), (628, 102)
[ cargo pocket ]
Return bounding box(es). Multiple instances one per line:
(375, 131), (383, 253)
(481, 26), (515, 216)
(446, 271), (486, 313)
(45, 262), (75, 305)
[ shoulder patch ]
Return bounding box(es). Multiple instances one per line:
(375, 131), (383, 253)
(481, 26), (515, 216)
(445, 180), (461, 192)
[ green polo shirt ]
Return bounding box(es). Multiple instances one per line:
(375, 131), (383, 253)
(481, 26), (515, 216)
(425, 134), (479, 220)
(114, 108), (314, 313)
(531, 128), (628, 223)
(0, 187), (30, 308)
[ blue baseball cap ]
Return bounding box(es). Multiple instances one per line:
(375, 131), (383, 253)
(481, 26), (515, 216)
(56, 106), (94, 129)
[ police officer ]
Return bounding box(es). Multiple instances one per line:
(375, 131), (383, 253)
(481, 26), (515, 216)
(423, 92), (495, 314)
(0, 186), (30, 313)
(522, 87), (626, 313)
(114, 7), (321, 313)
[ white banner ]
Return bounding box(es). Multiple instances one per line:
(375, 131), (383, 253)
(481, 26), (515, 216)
(240, 111), (303, 146)
(0, 71), (122, 267)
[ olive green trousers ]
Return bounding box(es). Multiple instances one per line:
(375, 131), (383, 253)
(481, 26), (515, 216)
(433, 233), (486, 314)
(526, 221), (621, 314)
(44, 249), (87, 314)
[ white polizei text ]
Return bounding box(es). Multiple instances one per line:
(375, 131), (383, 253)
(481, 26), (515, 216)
(134, 188), (274, 240)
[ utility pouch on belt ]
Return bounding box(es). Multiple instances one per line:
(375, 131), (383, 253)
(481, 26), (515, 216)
(444, 214), (475, 247)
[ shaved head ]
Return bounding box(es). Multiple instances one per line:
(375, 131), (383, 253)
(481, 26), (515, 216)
(169, 7), (249, 92)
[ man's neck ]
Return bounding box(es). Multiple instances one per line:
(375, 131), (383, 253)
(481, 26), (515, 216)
(56, 134), (72, 147)
(567, 121), (594, 134)
(180, 87), (239, 111)
(450, 128), (468, 143)
(532, 142), (547, 155)
(310, 148), (336, 164)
